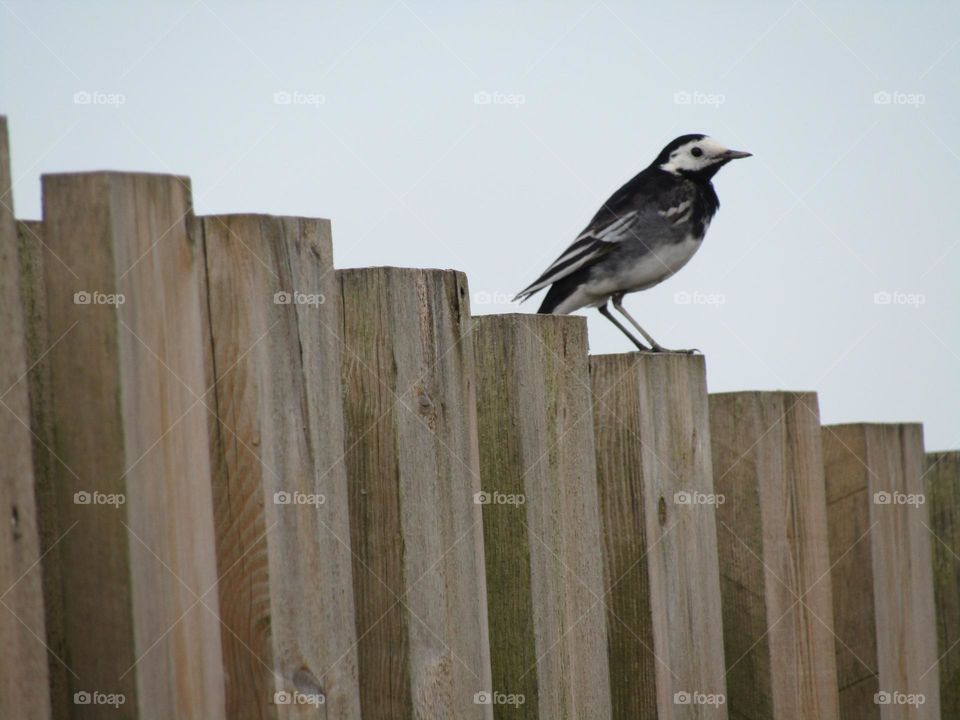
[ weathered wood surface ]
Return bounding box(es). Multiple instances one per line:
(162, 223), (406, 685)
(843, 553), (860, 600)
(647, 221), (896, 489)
(590, 352), (727, 719)
(472, 314), (611, 720)
(17, 218), (69, 719)
(0, 118), (52, 720)
(709, 392), (838, 720)
(200, 214), (361, 718)
(822, 424), (940, 719)
(926, 451), (960, 719)
(40, 171), (226, 718)
(338, 267), (492, 719)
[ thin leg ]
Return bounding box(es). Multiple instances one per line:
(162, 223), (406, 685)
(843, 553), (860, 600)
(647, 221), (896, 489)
(612, 294), (698, 354)
(598, 302), (651, 351)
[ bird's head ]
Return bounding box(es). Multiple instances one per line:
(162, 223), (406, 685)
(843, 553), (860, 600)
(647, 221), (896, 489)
(654, 134), (751, 179)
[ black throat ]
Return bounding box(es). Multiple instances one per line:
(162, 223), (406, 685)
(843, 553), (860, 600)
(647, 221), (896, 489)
(659, 167), (720, 237)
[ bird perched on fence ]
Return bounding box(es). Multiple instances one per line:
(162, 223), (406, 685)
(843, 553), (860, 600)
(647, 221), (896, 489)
(514, 134), (750, 352)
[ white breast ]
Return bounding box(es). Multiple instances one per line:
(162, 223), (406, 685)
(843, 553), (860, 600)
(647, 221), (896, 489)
(549, 229), (710, 314)
(594, 235), (705, 298)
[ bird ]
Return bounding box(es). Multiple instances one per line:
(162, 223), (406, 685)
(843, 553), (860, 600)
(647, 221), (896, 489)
(514, 134), (751, 353)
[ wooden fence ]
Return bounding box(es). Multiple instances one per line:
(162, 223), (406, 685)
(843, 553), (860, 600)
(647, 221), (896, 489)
(1, 114), (957, 719)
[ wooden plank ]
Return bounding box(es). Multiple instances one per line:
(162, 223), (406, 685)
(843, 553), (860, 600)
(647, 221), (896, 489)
(590, 352), (657, 720)
(709, 392), (838, 720)
(338, 267), (492, 719)
(0, 118), (52, 720)
(590, 352), (727, 719)
(822, 424), (940, 719)
(40, 171), (225, 718)
(17, 218), (69, 719)
(925, 451), (960, 719)
(472, 313), (612, 720)
(199, 214), (362, 718)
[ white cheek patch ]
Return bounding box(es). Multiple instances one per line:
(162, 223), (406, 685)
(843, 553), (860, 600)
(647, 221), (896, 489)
(660, 136), (729, 174)
(660, 152), (684, 175)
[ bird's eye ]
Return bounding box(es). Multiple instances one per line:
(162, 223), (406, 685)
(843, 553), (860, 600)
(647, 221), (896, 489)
(691, 147), (703, 157)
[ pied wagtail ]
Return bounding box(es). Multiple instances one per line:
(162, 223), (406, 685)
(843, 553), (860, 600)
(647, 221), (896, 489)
(514, 134), (751, 353)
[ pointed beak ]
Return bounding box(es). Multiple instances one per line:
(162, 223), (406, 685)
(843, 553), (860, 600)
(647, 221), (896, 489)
(722, 149), (752, 160)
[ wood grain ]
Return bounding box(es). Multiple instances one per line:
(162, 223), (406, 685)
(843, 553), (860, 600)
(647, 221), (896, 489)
(473, 313), (612, 720)
(822, 424), (941, 719)
(709, 392), (838, 720)
(590, 352), (727, 720)
(40, 171), (225, 718)
(0, 118), (52, 720)
(925, 451), (960, 719)
(18, 218), (71, 720)
(338, 267), (492, 720)
(200, 214), (362, 719)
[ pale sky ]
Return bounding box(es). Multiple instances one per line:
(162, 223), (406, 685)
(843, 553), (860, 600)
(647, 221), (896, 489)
(2, 0), (958, 448)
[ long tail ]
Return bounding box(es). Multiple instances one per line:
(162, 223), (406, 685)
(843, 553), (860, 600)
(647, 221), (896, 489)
(533, 268), (589, 314)
(536, 283), (566, 314)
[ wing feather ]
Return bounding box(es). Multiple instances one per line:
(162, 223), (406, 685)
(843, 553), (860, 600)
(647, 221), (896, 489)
(513, 210), (638, 301)
(514, 165), (700, 302)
